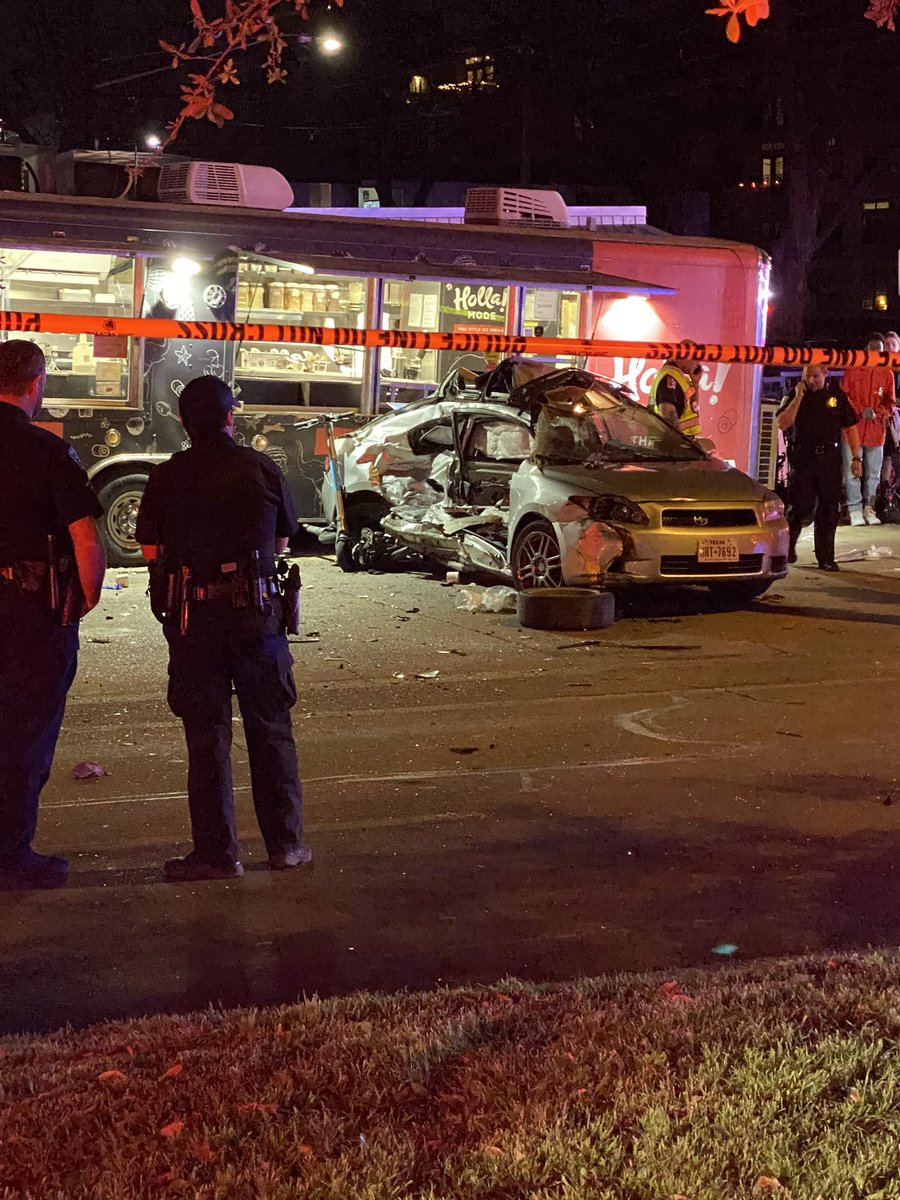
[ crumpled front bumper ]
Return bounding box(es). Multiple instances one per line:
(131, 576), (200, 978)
(556, 517), (790, 587)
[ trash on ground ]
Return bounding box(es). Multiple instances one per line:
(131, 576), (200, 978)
(445, 570), (461, 585)
(556, 639), (603, 650)
(834, 544), (895, 562)
(115, 574), (130, 588)
(72, 761), (108, 781)
(449, 746), (479, 755)
(712, 943), (739, 956)
(102, 583), (123, 591)
(89, 637), (111, 644)
(456, 584), (519, 613)
(415, 669), (440, 679)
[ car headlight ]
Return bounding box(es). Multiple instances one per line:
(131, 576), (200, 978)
(569, 494), (650, 526)
(761, 491), (785, 522)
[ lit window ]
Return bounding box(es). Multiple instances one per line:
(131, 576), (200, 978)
(774, 156), (784, 181)
(409, 74), (428, 94)
(876, 293), (889, 311)
(761, 157), (772, 185)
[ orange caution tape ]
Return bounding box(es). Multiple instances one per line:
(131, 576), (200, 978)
(1, 311), (897, 369)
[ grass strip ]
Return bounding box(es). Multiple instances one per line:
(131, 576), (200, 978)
(2, 952), (900, 1198)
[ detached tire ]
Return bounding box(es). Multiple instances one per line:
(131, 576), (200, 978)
(95, 473), (148, 568)
(518, 587), (615, 631)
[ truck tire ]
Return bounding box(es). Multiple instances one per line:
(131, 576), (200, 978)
(517, 587), (616, 631)
(95, 473), (148, 567)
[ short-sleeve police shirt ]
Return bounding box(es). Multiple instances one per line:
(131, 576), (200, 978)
(135, 432), (296, 580)
(0, 402), (103, 562)
(777, 383), (858, 453)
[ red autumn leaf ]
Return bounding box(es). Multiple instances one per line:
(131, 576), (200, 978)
(98, 1070), (128, 1083)
(208, 102), (235, 127)
(298, 1143), (315, 1157)
(159, 1063), (183, 1080)
(190, 1139), (216, 1162)
(485, 1145), (503, 1156)
(160, 1120), (185, 1138)
(238, 1102), (278, 1114)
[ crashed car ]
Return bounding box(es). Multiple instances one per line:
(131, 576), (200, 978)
(330, 364), (790, 604)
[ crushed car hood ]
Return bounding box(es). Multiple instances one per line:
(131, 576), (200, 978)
(537, 458), (768, 504)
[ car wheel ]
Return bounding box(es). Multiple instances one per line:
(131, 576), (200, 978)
(336, 501), (389, 573)
(95, 473), (148, 567)
(707, 580), (772, 607)
(511, 519), (564, 590)
(517, 587), (616, 631)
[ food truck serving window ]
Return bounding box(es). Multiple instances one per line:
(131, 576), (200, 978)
(0, 248), (135, 405)
(234, 255), (367, 409)
(380, 279), (511, 409)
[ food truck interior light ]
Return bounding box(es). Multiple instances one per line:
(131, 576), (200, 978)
(171, 256), (202, 277)
(597, 295), (663, 342)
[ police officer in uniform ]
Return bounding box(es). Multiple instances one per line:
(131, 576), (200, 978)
(777, 363), (862, 571)
(649, 355), (703, 438)
(0, 341), (106, 891)
(136, 376), (309, 882)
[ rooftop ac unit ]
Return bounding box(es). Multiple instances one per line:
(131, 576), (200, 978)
(158, 161), (294, 210)
(463, 187), (569, 228)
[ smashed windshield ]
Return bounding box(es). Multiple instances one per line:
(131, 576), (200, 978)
(532, 384), (704, 465)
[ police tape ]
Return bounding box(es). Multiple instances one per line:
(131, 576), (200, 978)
(1, 310), (898, 369)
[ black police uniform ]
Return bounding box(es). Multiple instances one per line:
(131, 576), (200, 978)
(0, 402), (102, 871)
(778, 381), (858, 567)
(135, 431), (303, 870)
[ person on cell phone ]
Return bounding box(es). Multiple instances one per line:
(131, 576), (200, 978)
(777, 364), (861, 571)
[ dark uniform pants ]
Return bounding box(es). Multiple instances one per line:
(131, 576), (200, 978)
(164, 612), (302, 866)
(787, 449), (842, 566)
(0, 587), (78, 866)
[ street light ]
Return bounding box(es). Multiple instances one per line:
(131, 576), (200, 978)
(145, 133), (162, 151)
(319, 33), (344, 55)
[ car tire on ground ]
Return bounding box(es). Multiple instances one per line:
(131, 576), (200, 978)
(511, 518), (565, 589)
(517, 587), (616, 631)
(336, 500), (389, 573)
(95, 472), (148, 568)
(706, 579), (773, 607)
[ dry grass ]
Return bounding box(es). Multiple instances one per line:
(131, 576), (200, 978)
(3, 953), (900, 1198)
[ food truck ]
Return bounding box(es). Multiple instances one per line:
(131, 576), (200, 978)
(0, 169), (770, 564)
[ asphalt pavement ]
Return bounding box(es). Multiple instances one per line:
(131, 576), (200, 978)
(2, 524), (899, 1035)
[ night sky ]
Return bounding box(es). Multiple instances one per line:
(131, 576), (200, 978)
(0, 0), (894, 198)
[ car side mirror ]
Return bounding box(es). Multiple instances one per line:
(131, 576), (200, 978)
(695, 437), (717, 455)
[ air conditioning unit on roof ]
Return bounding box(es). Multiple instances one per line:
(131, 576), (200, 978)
(158, 161), (294, 210)
(463, 187), (569, 228)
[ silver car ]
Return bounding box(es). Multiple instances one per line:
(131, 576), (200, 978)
(333, 366), (789, 604)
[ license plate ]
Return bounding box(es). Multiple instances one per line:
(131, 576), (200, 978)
(697, 538), (739, 563)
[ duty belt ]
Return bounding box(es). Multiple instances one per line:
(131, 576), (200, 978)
(193, 578), (279, 602)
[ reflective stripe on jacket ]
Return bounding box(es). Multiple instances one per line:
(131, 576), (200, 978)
(649, 364), (701, 438)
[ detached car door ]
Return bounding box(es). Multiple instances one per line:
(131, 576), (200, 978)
(449, 414), (534, 508)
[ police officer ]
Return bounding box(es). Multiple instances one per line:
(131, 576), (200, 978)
(777, 363), (862, 571)
(649, 355), (703, 437)
(136, 376), (309, 882)
(0, 340), (106, 891)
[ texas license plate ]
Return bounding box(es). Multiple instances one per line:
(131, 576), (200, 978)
(698, 538), (739, 563)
